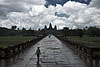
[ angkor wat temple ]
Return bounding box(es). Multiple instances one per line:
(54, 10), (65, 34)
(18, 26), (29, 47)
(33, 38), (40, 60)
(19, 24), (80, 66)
(44, 23), (57, 34)
(40, 23), (62, 35)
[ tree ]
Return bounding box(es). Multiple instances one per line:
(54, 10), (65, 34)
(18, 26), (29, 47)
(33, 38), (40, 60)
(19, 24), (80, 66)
(63, 27), (69, 38)
(76, 29), (84, 38)
(87, 27), (100, 37)
(27, 27), (33, 36)
(22, 27), (26, 36)
(11, 26), (17, 30)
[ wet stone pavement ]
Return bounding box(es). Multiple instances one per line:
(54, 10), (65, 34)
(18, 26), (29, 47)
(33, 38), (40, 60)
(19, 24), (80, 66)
(0, 35), (88, 67)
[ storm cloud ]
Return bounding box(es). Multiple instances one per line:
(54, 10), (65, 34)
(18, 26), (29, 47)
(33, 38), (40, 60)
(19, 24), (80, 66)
(90, 0), (100, 8)
(0, 0), (100, 29)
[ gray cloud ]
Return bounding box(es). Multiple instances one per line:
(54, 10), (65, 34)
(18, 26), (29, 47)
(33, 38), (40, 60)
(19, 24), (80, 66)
(55, 12), (70, 18)
(0, 0), (100, 30)
(0, 5), (8, 17)
(90, 0), (100, 8)
(0, 0), (46, 17)
(0, 2), (27, 18)
(1, 0), (46, 5)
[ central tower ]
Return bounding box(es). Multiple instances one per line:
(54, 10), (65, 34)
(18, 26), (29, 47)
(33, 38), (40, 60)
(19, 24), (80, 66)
(49, 23), (53, 29)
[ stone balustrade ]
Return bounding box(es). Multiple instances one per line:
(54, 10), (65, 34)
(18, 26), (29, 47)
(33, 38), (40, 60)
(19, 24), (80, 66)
(57, 36), (100, 67)
(0, 36), (45, 59)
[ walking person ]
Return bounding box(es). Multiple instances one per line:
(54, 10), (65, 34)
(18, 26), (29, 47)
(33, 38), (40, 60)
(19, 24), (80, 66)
(35, 47), (41, 63)
(49, 34), (51, 38)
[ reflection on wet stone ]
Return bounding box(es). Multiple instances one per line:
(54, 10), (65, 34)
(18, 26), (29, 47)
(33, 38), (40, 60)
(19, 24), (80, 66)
(37, 59), (41, 67)
(0, 35), (87, 67)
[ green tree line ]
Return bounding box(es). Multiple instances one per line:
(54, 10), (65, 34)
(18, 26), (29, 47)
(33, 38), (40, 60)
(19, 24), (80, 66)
(0, 26), (100, 37)
(62, 26), (100, 38)
(0, 26), (36, 37)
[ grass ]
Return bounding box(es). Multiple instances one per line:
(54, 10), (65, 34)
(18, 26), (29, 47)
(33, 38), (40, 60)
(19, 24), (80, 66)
(66, 36), (100, 55)
(0, 36), (37, 48)
(67, 36), (100, 46)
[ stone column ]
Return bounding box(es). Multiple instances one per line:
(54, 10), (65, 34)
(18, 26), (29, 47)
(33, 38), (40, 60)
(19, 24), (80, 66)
(12, 48), (16, 55)
(79, 46), (82, 59)
(95, 55), (100, 67)
(22, 44), (24, 49)
(75, 45), (79, 55)
(83, 48), (88, 62)
(17, 45), (20, 51)
(4, 48), (8, 57)
(0, 47), (2, 59)
(8, 46), (11, 57)
(88, 50), (94, 67)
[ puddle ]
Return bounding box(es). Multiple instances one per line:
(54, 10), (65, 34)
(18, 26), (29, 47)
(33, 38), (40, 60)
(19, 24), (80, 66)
(44, 40), (57, 42)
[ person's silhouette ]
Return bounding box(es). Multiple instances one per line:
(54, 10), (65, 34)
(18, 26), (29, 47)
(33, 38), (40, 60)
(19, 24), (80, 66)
(35, 47), (41, 62)
(49, 34), (51, 38)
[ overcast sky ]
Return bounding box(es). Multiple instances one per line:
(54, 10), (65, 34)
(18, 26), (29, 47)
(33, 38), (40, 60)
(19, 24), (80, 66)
(0, 0), (100, 30)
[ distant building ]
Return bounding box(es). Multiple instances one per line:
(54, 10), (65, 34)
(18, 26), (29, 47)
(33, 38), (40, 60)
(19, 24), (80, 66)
(38, 23), (63, 35)
(42, 23), (58, 35)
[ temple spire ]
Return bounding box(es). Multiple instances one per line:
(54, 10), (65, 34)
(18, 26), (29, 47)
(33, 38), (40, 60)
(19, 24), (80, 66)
(49, 23), (52, 29)
(54, 25), (57, 30)
(44, 25), (47, 29)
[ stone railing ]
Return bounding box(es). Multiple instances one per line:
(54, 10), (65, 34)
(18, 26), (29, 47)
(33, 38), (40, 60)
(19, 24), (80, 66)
(57, 36), (100, 67)
(0, 36), (45, 59)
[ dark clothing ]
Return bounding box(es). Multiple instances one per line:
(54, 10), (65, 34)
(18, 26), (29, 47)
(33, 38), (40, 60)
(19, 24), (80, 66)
(49, 34), (51, 38)
(36, 49), (41, 55)
(35, 48), (41, 61)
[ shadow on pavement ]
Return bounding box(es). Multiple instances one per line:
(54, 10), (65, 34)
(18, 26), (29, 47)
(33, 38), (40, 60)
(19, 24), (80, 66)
(37, 59), (41, 67)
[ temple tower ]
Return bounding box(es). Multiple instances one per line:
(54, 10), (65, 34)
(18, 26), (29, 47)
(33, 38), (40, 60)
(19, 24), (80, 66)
(54, 25), (57, 30)
(49, 23), (53, 29)
(44, 25), (47, 29)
